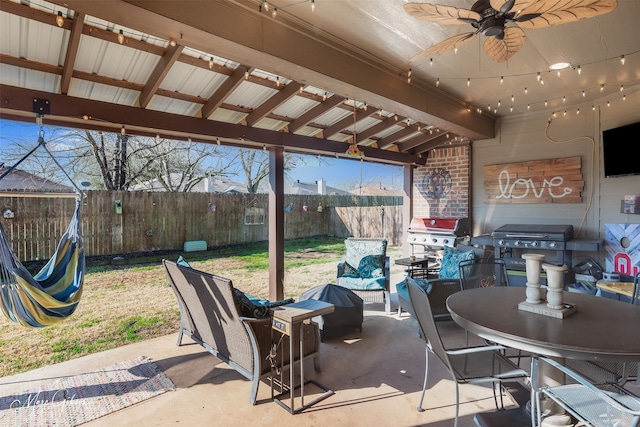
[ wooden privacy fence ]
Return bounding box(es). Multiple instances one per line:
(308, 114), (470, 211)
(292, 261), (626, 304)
(0, 191), (403, 262)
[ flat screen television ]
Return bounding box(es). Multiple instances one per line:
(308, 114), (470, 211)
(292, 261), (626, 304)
(602, 121), (640, 178)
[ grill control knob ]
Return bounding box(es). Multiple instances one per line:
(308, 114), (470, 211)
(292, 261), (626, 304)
(422, 237), (427, 242)
(549, 241), (558, 248)
(432, 238), (438, 244)
(498, 239), (505, 246)
(515, 240), (522, 246)
(531, 241), (539, 247)
(443, 239), (449, 245)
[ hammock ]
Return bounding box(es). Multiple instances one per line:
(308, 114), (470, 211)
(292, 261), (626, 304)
(0, 197), (85, 327)
(0, 127), (85, 327)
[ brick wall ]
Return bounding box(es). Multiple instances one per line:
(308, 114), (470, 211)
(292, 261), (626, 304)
(413, 145), (469, 219)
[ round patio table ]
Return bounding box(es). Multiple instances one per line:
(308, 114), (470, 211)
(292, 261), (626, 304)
(446, 287), (640, 362)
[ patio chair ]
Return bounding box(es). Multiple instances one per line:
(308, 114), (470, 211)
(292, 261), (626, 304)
(531, 355), (640, 427)
(163, 260), (322, 405)
(406, 278), (528, 426)
(336, 238), (391, 314)
(458, 258), (509, 290)
(396, 244), (476, 318)
(565, 272), (640, 387)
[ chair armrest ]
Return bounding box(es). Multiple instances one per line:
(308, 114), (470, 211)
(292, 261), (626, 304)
(337, 261), (346, 278)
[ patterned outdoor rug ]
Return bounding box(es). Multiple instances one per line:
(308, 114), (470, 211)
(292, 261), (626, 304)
(0, 356), (175, 427)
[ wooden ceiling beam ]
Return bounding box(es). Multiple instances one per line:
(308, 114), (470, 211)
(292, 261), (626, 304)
(377, 125), (421, 150)
(245, 81), (300, 126)
(356, 115), (403, 145)
(397, 131), (443, 152)
(201, 66), (252, 119)
(323, 107), (376, 139)
(60, 12), (84, 95)
(138, 43), (184, 108)
(409, 134), (453, 154)
(288, 95), (345, 133)
(0, 85), (427, 165)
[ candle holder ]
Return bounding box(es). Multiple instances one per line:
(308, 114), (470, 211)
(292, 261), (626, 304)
(543, 263), (568, 309)
(523, 253), (546, 304)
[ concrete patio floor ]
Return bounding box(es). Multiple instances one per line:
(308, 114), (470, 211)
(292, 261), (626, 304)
(0, 292), (531, 427)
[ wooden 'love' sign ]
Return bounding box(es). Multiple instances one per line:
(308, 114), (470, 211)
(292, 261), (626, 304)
(484, 156), (583, 204)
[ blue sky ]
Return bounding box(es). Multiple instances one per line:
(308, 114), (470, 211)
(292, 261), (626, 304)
(0, 119), (402, 191)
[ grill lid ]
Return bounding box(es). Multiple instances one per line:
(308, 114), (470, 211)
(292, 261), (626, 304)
(408, 217), (469, 236)
(491, 224), (574, 241)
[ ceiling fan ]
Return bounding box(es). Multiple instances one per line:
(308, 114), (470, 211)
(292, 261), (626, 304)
(405, 0), (618, 63)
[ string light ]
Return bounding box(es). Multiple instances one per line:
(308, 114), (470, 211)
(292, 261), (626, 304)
(511, 94), (515, 102)
(436, 78), (440, 87)
(467, 78), (470, 87)
(607, 100), (611, 107)
(537, 72), (541, 82)
(577, 108), (580, 115)
(544, 100), (548, 107)
(118, 29), (124, 44)
(245, 68), (250, 80)
(620, 85), (624, 92)
(600, 84), (604, 92)
(209, 57), (214, 69)
(562, 96), (566, 102)
(322, 92), (327, 101)
(121, 125), (126, 135)
(272, 7), (277, 18)
(262, 0), (269, 12)
(407, 69), (412, 84)
(430, 58), (433, 67)
(620, 55), (626, 65)
(524, 87), (528, 95)
(311, 0), (315, 12)
(582, 90), (585, 97)
(56, 11), (64, 27)
(500, 76), (504, 85)
(576, 65), (582, 75)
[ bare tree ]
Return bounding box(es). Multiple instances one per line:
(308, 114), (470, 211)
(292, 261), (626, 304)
(237, 149), (308, 194)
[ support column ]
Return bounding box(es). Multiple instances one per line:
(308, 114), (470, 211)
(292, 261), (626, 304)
(402, 164), (413, 257)
(269, 147), (285, 301)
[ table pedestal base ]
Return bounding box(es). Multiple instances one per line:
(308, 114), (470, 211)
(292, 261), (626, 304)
(518, 301), (577, 319)
(272, 379), (334, 414)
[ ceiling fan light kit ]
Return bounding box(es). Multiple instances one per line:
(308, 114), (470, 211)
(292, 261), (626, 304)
(405, 0), (618, 63)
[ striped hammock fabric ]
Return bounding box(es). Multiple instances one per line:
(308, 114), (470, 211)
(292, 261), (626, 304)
(0, 198), (85, 328)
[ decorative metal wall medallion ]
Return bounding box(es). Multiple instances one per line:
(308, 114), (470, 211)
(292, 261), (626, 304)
(422, 168), (452, 199)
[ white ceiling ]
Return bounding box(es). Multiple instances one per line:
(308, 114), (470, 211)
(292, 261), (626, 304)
(256, 0), (640, 116)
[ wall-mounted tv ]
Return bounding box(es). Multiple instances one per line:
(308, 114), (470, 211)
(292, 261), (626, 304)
(603, 121), (640, 178)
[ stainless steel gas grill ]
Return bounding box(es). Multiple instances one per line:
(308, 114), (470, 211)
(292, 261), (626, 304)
(407, 217), (470, 255)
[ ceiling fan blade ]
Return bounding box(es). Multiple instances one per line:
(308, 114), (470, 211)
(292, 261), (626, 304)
(516, 0), (617, 29)
(404, 3), (481, 25)
(490, 0), (536, 14)
(410, 32), (477, 62)
(483, 26), (526, 62)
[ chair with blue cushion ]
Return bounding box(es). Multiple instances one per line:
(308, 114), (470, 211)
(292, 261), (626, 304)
(337, 238), (391, 314)
(396, 245), (475, 319)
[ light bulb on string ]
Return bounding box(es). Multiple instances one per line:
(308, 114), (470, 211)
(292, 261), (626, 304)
(322, 92), (327, 101)
(436, 78), (440, 87)
(500, 76), (504, 85)
(245, 68), (250, 80)
(527, 104), (530, 110)
(272, 7), (277, 18)
(577, 108), (580, 115)
(510, 106), (513, 112)
(430, 58), (433, 67)
(56, 11), (64, 27)
(576, 65), (581, 75)
(623, 94), (626, 101)
(620, 85), (624, 92)
(467, 78), (470, 87)
(511, 94), (515, 102)
(497, 100), (501, 107)
(600, 84), (604, 92)
(537, 72), (541, 82)
(544, 100), (548, 107)
(592, 105), (595, 111)
(311, 0), (315, 12)
(540, 77), (544, 85)
(524, 87), (528, 95)
(562, 96), (566, 103)
(582, 90), (585, 97)
(121, 125), (126, 135)
(620, 55), (625, 65)
(208, 57), (214, 69)
(118, 29), (125, 44)
(607, 100), (611, 107)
